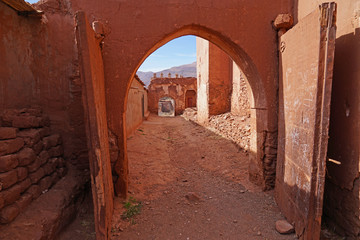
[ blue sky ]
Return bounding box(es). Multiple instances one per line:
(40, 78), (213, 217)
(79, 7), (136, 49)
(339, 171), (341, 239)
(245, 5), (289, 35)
(138, 35), (196, 72)
(26, 0), (38, 3)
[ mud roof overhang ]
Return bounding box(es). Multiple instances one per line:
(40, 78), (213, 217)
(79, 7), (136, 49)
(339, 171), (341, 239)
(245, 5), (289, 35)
(1, 0), (43, 16)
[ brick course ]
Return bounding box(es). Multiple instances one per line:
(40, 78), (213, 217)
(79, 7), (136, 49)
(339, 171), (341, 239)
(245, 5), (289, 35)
(0, 109), (67, 224)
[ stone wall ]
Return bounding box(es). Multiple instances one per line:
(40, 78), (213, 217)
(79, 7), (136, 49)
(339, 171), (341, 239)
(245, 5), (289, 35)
(0, 109), (66, 224)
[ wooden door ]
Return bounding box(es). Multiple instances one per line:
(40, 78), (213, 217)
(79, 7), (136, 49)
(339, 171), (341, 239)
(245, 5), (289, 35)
(75, 11), (114, 240)
(275, 3), (336, 239)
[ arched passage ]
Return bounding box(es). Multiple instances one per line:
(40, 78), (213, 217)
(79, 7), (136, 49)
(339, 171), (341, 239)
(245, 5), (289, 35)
(123, 28), (272, 196)
(70, 0), (289, 196)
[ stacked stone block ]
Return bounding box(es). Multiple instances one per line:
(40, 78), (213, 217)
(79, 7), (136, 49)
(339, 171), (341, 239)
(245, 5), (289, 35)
(0, 109), (67, 224)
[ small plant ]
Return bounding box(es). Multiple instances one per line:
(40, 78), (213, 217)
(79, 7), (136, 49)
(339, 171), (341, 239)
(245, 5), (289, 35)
(121, 196), (142, 223)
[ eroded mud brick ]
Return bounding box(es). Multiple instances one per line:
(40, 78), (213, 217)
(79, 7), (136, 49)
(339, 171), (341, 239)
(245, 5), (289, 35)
(43, 162), (55, 175)
(0, 192), (4, 209)
(50, 171), (59, 185)
(33, 141), (43, 155)
(56, 168), (67, 178)
(48, 146), (63, 157)
(39, 116), (50, 127)
(43, 134), (61, 149)
(0, 204), (19, 224)
(15, 193), (32, 211)
(0, 110), (19, 126)
(39, 176), (52, 192)
(3, 184), (22, 205)
(27, 157), (42, 173)
(16, 167), (28, 182)
(0, 170), (18, 189)
(49, 157), (59, 168)
(57, 158), (66, 168)
(12, 116), (41, 128)
(29, 168), (45, 184)
(0, 154), (18, 172)
(18, 178), (31, 193)
(17, 148), (36, 166)
(26, 185), (41, 199)
(23, 108), (42, 117)
(273, 14), (294, 30)
(0, 138), (24, 156)
(17, 129), (41, 147)
(38, 127), (51, 139)
(0, 128), (17, 140)
(38, 150), (50, 165)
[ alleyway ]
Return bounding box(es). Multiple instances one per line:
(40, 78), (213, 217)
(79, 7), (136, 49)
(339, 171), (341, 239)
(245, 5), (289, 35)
(110, 114), (296, 240)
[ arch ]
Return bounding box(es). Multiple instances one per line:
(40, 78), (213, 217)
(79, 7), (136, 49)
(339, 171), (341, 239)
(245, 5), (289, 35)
(124, 25), (267, 112)
(124, 26), (271, 191)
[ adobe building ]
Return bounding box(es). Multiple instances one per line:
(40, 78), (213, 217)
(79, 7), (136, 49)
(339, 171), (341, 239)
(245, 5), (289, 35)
(125, 75), (149, 136)
(0, 0), (359, 239)
(148, 73), (197, 116)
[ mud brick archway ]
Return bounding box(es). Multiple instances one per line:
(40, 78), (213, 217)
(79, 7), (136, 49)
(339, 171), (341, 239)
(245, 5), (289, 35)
(71, 0), (290, 196)
(72, 0), (292, 239)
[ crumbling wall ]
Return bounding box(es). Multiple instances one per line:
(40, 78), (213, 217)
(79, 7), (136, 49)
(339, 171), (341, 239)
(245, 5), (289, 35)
(231, 63), (251, 117)
(296, 0), (360, 237)
(0, 1), (88, 170)
(126, 77), (149, 136)
(196, 38), (232, 119)
(0, 109), (66, 224)
(148, 77), (197, 115)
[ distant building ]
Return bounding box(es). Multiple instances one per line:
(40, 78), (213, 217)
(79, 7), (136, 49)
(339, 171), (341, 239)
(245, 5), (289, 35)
(148, 75), (197, 116)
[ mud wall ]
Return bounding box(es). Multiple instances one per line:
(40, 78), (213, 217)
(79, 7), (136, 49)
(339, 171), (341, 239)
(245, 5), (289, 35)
(148, 77), (197, 115)
(197, 38), (250, 118)
(196, 38), (210, 124)
(125, 77), (148, 136)
(296, 0), (360, 237)
(0, 109), (66, 224)
(0, 1), (88, 169)
(208, 42), (232, 116)
(196, 39), (232, 118)
(231, 63), (251, 117)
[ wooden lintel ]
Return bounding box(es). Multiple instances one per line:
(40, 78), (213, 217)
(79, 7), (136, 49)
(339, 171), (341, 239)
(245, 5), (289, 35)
(1, 0), (41, 16)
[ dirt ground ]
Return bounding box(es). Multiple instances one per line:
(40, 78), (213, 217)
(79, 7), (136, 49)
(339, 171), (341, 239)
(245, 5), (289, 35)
(107, 114), (296, 240)
(58, 113), (343, 239)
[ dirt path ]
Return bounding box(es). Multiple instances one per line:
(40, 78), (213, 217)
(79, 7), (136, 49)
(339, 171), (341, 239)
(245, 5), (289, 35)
(110, 114), (296, 240)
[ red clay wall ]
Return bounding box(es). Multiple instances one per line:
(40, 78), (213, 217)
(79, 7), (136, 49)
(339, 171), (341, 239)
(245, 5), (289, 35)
(196, 38), (210, 124)
(125, 77), (149, 136)
(208, 42), (232, 116)
(0, 109), (66, 224)
(296, 1), (360, 237)
(231, 63), (251, 117)
(0, 1), (88, 169)
(196, 39), (233, 119)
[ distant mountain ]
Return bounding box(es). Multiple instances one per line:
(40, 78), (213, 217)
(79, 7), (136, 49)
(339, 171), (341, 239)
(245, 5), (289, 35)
(137, 62), (196, 87)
